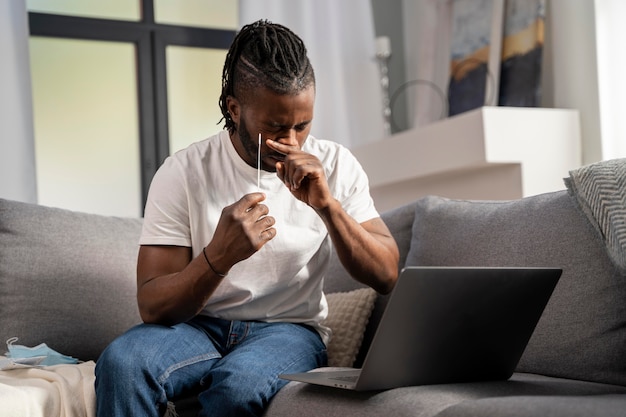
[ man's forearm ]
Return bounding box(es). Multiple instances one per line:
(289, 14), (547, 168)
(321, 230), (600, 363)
(315, 199), (399, 294)
(137, 246), (226, 326)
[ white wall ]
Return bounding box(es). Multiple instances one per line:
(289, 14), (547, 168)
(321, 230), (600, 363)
(542, 0), (602, 165)
(3, 1), (618, 211)
(0, 0), (37, 203)
(547, 0), (626, 163)
(400, 0), (607, 166)
(594, 0), (626, 160)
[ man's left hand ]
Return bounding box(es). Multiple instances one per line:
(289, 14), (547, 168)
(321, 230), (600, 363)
(266, 140), (333, 210)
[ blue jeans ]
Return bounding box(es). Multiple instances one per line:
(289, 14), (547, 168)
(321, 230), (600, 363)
(94, 316), (327, 417)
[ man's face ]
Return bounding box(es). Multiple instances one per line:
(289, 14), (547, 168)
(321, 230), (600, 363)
(228, 86), (315, 172)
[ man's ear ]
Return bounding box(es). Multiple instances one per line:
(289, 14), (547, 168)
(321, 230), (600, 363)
(226, 96), (240, 124)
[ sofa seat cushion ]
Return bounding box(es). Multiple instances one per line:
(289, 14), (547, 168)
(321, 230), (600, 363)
(0, 199), (143, 361)
(404, 190), (626, 387)
(263, 372), (626, 417)
(436, 394), (626, 417)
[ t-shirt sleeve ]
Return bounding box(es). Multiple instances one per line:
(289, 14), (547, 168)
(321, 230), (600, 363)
(330, 146), (380, 224)
(139, 156), (192, 247)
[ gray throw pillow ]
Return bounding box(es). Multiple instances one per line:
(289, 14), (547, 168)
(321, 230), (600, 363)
(405, 191), (626, 387)
(0, 199), (143, 361)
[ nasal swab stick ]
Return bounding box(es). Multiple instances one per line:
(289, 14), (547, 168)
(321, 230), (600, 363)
(257, 133), (261, 191)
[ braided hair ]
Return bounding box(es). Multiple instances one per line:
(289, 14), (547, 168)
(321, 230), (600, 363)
(219, 19), (315, 134)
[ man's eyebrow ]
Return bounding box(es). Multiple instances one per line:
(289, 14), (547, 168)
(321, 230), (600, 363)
(267, 120), (312, 129)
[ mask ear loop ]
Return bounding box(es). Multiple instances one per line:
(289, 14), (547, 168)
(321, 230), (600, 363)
(5, 337), (18, 357)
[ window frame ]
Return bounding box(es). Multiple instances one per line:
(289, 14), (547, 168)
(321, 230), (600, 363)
(28, 2), (235, 208)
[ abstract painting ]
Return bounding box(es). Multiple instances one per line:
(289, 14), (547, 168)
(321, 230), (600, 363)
(447, 0), (504, 117)
(498, 0), (546, 107)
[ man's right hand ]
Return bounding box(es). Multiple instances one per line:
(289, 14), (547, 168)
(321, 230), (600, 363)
(136, 192), (275, 326)
(203, 192), (276, 275)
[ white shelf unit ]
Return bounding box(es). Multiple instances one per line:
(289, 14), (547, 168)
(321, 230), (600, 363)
(351, 107), (582, 212)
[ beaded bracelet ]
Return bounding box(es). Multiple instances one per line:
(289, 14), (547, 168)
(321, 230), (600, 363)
(203, 247), (227, 277)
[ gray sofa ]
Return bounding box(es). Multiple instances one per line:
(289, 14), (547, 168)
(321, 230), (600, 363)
(1, 157), (626, 416)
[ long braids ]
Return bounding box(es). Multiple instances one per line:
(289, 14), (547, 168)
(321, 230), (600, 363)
(219, 19), (315, 134)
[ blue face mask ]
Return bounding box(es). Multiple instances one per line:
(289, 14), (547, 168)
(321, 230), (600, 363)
(5, 337), (78, 366)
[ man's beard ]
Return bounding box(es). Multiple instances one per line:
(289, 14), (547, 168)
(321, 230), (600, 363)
(237, 117), (277, 172)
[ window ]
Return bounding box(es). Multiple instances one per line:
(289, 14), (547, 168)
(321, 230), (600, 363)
(28, 1), (237, 216)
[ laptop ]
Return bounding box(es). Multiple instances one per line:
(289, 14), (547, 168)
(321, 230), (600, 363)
(280, 266), (561, 391)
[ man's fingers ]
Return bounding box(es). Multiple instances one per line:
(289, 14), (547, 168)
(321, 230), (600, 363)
(278, 157), (319, 191)
(257, 213), (275, 227)
(240, 192), (266, 209)
(248, 197), (275, 245)
(250, 202), (269, 218)
(260, 227), (276, 242)
(266, 139), (297, 155)
(275, 161), (285, 182)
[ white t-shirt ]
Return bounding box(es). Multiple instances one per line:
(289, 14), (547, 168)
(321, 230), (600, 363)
(140, 130), (379, 343)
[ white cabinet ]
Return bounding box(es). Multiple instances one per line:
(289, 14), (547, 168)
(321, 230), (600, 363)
(351, 107), (581, 212)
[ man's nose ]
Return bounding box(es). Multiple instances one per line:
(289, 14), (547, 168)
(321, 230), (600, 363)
(277, 129), (298, 146)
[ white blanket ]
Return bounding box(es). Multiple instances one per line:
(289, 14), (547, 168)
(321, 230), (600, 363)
(0, 359), (95, 417)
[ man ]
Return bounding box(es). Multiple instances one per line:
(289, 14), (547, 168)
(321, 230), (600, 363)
(95, 19), (399, 417)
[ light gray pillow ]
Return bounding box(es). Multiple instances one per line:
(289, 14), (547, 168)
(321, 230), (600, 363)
(405, 191), (626, 387)
(0, 199), (143, 361)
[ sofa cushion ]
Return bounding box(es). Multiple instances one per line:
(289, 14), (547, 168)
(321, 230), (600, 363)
(0, 199), (143, 361)
(323, 288), (377, 367)
(264, 372), (626, 417)
(436, 394), (626, 417)
(564, 157), (626, 275)
(405, 191), (626, 387)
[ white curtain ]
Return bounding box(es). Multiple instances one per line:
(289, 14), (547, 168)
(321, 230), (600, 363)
(239, 0), (385, 148)
(402, 0), (452, 129)
(594, 0), (626, 160)
(0, 0), (37, 203)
